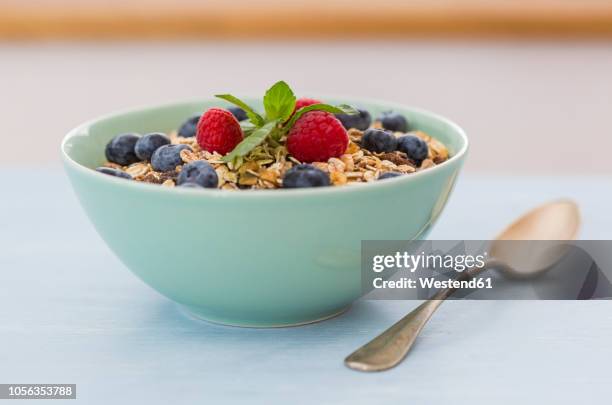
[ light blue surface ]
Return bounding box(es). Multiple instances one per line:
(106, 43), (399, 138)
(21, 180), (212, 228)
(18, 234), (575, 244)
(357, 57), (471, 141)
(1, 171), (611, 404)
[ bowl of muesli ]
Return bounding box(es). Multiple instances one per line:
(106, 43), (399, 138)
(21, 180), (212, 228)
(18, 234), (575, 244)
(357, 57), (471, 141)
(62, 81), (468, 327)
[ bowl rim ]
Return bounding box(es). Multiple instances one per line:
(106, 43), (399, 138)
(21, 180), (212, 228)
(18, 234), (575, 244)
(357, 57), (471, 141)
(61, 96), (469, 199)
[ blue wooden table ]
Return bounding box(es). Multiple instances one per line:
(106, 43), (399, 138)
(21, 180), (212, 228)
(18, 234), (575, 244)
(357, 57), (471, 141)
(1, 171), (611, 404)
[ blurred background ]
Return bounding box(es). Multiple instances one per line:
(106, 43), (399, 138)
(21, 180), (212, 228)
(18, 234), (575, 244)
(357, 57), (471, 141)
(1, 0), (611, 174)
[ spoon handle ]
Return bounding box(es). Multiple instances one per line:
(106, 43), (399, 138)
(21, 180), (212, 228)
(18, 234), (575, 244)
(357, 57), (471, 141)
(345, 265), (487, 372)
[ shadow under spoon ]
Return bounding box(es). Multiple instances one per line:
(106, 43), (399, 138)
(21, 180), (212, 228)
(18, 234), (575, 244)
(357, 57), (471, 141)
(345, 199), (581, 372)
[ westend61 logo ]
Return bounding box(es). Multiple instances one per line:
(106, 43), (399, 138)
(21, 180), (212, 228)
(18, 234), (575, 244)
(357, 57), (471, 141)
(371, 250), (491, 290)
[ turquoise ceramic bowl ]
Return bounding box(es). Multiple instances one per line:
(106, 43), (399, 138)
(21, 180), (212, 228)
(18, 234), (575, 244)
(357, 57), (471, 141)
(61, 98), (468, 327)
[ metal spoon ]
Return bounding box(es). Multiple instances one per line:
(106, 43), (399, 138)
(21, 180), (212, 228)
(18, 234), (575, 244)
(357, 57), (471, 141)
(345, 199), (580, 372)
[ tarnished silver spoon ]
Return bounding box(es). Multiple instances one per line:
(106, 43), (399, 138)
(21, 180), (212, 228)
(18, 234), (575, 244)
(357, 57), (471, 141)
(345, 200), (580, 372)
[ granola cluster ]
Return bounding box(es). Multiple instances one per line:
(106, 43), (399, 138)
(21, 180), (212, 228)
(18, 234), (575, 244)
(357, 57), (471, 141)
(103, 127), (449, 190)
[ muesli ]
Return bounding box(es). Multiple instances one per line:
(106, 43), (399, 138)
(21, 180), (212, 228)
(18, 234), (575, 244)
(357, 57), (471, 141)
(97, 81), (449, 190)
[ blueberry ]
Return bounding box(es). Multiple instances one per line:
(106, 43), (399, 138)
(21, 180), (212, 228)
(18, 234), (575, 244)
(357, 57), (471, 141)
(134, 132), (170, 161)
(378, 172), (402, 180)
(361, 128), (398, 153)
(178, 115), (200, 137)
(282, 164), (330, 188)
(378, 111), (409, 133)
(179, 182), (204, 189)
(177, 160), (218, 188)
(95, 167), (132, 180)
(105, 133), (140, 166)
(335, 108), (371, 130)
(397, 135), (428, 164)
(228, 106), (248, 122)
(151, 144), (191, 172)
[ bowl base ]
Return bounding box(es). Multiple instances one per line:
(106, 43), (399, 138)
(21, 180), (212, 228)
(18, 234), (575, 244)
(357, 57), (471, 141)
(179, 304), (351, 328)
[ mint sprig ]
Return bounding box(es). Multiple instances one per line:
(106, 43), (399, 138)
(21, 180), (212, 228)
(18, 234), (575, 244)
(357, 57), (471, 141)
(285, 103), (357, 130)
(222, 121), (278, 163)
(215, 94), (265, 127)
(263, 81), (296, 122)
(217, 81), (358, 164)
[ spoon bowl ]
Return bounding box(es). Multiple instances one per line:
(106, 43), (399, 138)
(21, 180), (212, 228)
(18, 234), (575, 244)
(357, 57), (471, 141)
(345, 199), (581, 372)
(491, 200), (580, 278)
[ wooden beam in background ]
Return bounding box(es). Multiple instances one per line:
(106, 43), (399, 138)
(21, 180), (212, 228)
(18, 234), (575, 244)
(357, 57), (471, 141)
(2, 1), (612, 39)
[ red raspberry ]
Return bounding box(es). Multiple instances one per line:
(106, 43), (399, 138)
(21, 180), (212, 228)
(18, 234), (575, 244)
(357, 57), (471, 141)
(287, 111), (348, 163)
(293, 98), (322, 113)
(196, 108), (243, 154)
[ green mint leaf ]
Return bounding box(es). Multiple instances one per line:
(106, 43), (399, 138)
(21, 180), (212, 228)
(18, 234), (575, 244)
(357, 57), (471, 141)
(222, 121), (277, 163)
(263, 81), (296, 122)
(285, 103), (358, 130)
(240, 121), (256, 135)
(334, 104), (359, 115)
(215, 94), (265, 127)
